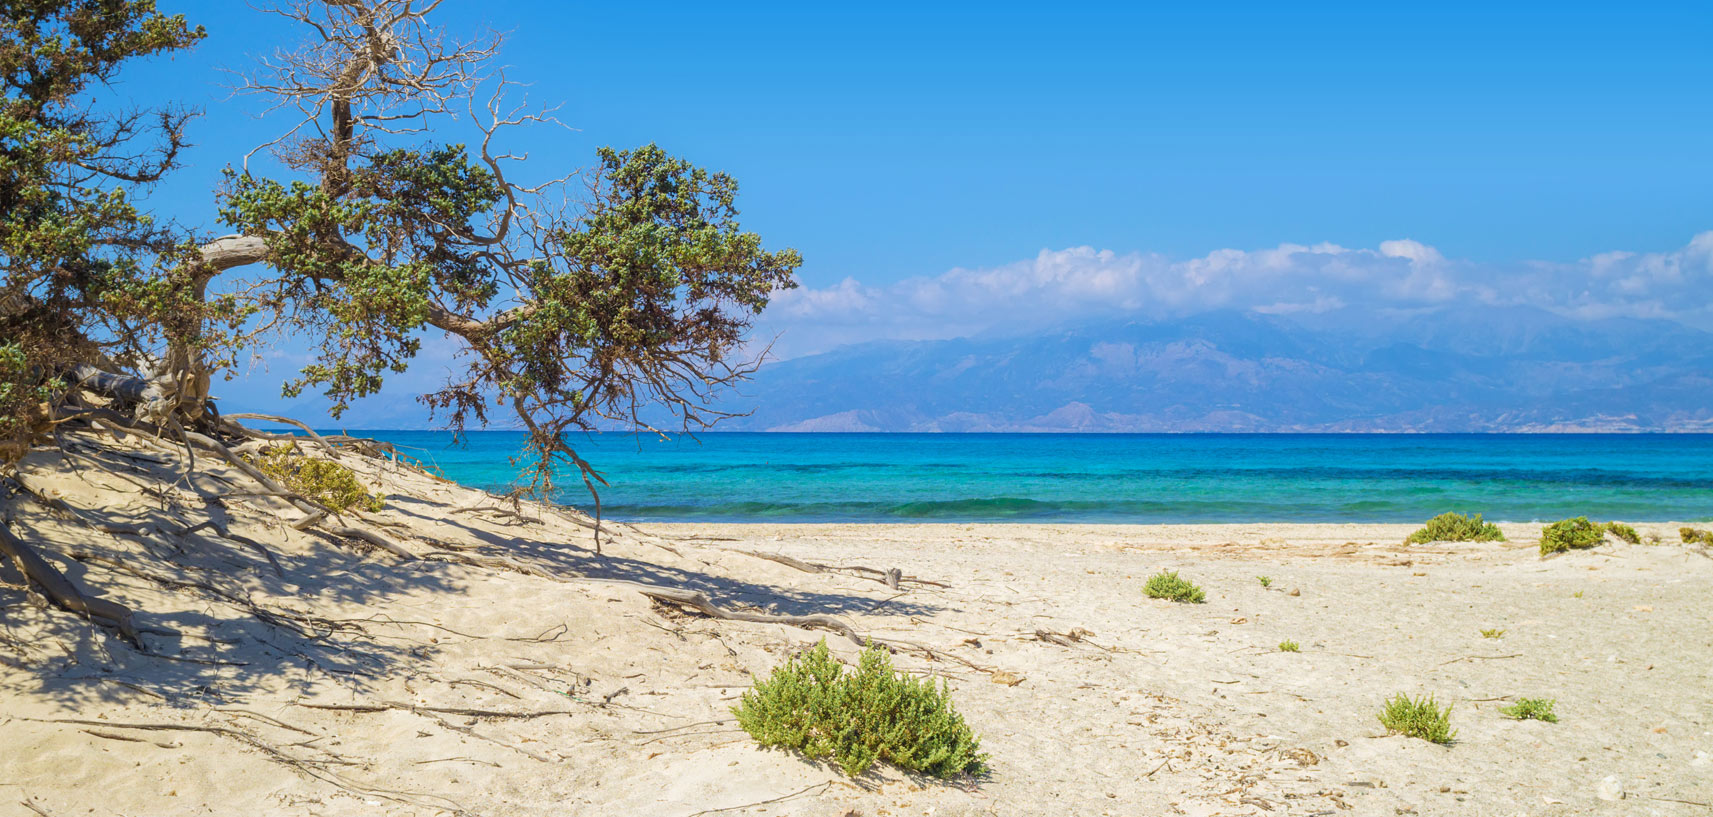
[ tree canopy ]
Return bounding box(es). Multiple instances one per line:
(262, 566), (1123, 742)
(0, 0), (800, 639)
(1, 0), (800, 493)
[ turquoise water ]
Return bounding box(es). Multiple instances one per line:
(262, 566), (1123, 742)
(352, 432), (1713, 523)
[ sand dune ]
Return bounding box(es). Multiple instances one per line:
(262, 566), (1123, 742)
(2, 433), (1709, 815)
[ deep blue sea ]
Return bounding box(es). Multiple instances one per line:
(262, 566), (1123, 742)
(345, 432), (1713, 524)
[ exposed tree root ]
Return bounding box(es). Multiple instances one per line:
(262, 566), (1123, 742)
(20, 717), (461, 812)
(221, 413), (340, 457)
(0, 519), (142, 646)
(60, 408), (415, 559)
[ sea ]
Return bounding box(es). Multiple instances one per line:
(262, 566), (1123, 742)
(351, 431), (1713, 524)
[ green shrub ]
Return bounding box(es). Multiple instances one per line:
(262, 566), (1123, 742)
(1405, 512), (1505, 545)
(1479, 628), (1505, 639)
(1378, 694), (1456, 744)
(1682, 527), (1713, 545)
(1499, 698), (1558, 723)
(732, 640), (987, 779)
(1278, 640), (1299, 652)
(1256, 576), (1272, 588)
(1602, 522), (1640, 544)
(1539, 517), (1603, 555)
(1143, 570), (1206, 603)
(250, 442), (385, 513)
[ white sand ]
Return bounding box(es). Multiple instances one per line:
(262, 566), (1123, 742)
(2, 434), (1710, 816)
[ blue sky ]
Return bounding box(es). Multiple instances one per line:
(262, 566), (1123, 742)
(126, 1), (1713, 412)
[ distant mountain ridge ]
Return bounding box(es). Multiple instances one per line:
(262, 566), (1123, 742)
(713, 306), (1713, 432)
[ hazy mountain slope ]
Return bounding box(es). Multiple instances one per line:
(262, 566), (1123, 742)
(718, 306), (1713, 432)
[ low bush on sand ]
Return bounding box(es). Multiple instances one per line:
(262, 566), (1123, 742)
(1539, 517), (1605, 555)
(1144, 570), (1206, 603)
(733, 640), (987, 779)
(1499, 698), (1558, 723)
(1278, 640), (1299, 652)
(250, 442), (385, 513)
(1602, 522), (1640, 544)
(1405, 512), (1505, 544)
(1378, 694), (1456, 744)
(1682, 527), (1713, 545)
(1479, 628), (1505, 639)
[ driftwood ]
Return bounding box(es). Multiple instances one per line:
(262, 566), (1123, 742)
(737, 549), (947, 590)
(575, 578), (866, 647)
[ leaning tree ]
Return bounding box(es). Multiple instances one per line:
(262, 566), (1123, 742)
(0, 0), (799, 641)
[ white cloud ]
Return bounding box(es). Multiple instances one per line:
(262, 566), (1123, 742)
(760, 232), (1713, 358)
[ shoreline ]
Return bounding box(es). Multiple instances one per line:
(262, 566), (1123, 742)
(5, 433), (1709, 815)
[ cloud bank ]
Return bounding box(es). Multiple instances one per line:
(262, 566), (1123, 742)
(760, 232), (1713, 358)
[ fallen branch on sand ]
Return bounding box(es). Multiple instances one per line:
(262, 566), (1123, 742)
(737, 549), (950, 589)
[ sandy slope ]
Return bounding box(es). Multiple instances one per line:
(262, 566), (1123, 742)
(1, 434), (1709, 816)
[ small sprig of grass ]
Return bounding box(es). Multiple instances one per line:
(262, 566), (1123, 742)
(1499, 698), (1558, 723)
(1256, 576), (1272, 588)
(1572, 590), (1584, 599)
(1377, 694), (1456, 744)
(1479, 628), (1505, 639)
(1143, 570), (1206, 604)
(1278, 640), (1299, 652)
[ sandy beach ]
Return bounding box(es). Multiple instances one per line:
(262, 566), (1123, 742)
(2, 436), (1710, 816)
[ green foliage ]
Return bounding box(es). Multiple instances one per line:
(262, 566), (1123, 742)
(1539, 517), (1604, 555)
(223, 138), (802, 496)
(732, 641), (987, 779)
(1602, 522), (1640, 544)
(250, 443), (384, 514)
(1143, 570), (1206, 603)
(0, 1), (206, 451)
(1681, 527), (1713, 545)
(1377, 694), (1456, 744)
(1405, 512), (1506, 544)
(0, 342), (49, 445)
(1278, 640), (1299, 652)
(1256, 575), (1272, 588)
(1479, 628), (1505, 639)
(1499, 698), (1558, 723)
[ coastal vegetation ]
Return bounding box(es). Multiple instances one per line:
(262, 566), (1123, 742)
(249, 443), (385, 514)
(1539, 517), (1606, 555)
(1144, 570), (1206, 603)
(1377, 694), (1457, 744)
(1480, 628), (1505, 639)
(733, 641), (987, 779)
(1682, 527), (1713, 545)
(1278, 640), (1300, 652)
(1499, 698), (1558, 723)
(1603, 521), (1640, 544)
(1405, 512), (1505, 544)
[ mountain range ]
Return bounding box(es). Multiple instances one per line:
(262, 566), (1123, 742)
(712, 305), (1713, 432)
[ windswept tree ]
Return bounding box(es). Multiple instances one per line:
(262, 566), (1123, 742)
(0, 0), (799, 640)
